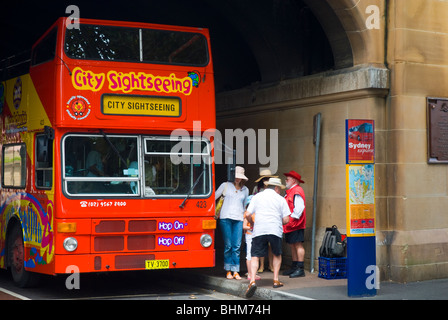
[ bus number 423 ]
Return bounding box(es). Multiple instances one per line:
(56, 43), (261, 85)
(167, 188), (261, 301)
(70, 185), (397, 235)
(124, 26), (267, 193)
(196, 201), (206, 208)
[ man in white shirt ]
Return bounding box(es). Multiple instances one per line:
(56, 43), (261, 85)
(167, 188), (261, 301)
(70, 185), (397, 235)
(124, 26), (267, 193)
(244, 178), (290, 298)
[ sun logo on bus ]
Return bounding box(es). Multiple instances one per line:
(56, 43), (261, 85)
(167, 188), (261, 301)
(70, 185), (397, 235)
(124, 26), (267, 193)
(66, 95), (91, 120)
(71, 98), (87, 116)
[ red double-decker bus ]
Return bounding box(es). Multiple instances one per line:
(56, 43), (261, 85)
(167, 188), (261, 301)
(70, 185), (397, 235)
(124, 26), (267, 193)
(0, 17), (216, 287)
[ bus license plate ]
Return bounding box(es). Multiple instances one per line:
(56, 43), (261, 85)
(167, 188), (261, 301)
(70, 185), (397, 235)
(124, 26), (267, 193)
(145, 259), (170, 270)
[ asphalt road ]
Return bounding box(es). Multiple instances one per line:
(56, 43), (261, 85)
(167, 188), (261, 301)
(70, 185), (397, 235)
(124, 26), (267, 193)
(0, 269), (243, 301)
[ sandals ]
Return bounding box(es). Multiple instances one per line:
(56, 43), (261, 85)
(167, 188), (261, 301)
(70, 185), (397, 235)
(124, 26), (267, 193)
(245, 281), (257, 298)
(273, 280), (284, 288)
(226, 271), (242, 280)
(245, 279), (282, 298)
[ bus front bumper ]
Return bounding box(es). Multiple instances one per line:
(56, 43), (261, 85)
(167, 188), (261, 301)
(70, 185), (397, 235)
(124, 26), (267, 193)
(53, 249), (215, 274)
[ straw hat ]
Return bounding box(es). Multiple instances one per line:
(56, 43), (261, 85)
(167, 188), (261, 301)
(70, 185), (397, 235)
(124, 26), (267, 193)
(235, 166), (248, 180)
(263, 177), (285, 189)
(254, 168), (278, 182)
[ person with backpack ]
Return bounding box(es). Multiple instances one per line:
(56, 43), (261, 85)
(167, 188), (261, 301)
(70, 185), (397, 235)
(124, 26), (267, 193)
(282, 170), (307, 278)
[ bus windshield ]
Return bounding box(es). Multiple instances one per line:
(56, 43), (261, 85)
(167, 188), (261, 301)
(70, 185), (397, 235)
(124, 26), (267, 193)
(62, 134), (212, 198)
(64, 24), (209, 66)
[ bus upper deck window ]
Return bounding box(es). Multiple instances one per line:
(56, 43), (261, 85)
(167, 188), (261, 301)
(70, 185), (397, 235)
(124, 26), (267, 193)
(65, 24), (209, 66)
(141, 29), (208, 66)
(32, 28), (57, 66)
(65, 25), (140, 61)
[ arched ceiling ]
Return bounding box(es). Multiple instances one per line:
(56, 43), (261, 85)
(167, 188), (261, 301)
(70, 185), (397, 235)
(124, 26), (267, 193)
(0, 0), (351, 92)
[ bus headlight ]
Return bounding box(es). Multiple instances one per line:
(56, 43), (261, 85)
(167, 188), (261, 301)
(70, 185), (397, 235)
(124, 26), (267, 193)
(63, 237), (78, 252)
(200, 234), (213, 248)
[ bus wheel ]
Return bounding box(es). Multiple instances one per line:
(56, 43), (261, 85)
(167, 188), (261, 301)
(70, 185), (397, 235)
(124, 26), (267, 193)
(8, 225), (40, 288)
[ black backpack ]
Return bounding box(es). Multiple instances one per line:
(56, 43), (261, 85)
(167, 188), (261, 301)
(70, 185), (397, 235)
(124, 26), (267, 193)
(319, 225), (346, 258)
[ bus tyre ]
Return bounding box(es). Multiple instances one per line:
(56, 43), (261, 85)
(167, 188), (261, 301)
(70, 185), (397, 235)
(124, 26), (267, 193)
(8, 225), (40, 288)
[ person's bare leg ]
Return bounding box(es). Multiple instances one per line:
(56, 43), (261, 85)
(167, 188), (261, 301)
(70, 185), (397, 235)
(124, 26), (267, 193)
(272, 254), (282, 282)
(250, 257), (260, 283)
(289, 242), (306, 278)
(297, 242), (305, 262)
(268, 246), (274, 271)
(258, 256), (265, 272)
(291, 243), (298, 261)
(246, 256), (259, 297)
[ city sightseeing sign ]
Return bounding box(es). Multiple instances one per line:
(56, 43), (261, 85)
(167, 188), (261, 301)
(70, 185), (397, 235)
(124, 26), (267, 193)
(71, 67), (194, 96)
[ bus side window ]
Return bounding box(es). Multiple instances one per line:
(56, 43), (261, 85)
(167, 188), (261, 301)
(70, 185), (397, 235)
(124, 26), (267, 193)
(35, 134), (53, 189)
(31, 27), (57, 66)
(2, 143), (27, 188)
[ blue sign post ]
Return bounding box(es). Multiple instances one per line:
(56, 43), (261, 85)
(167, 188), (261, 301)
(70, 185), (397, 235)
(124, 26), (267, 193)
(347, 237), (377, 296)
(345, 120), (377, 297)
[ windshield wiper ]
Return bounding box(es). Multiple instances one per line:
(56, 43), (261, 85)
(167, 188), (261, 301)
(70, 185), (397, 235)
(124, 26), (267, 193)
(100, 129), (128, 168)
(179, 170), (205, 209)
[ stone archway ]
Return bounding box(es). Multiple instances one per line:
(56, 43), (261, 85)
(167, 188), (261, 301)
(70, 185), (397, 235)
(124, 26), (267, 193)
(207, 0), (386, 93)
(303, 0), (386, 68)
(302, 0), (354, 69)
